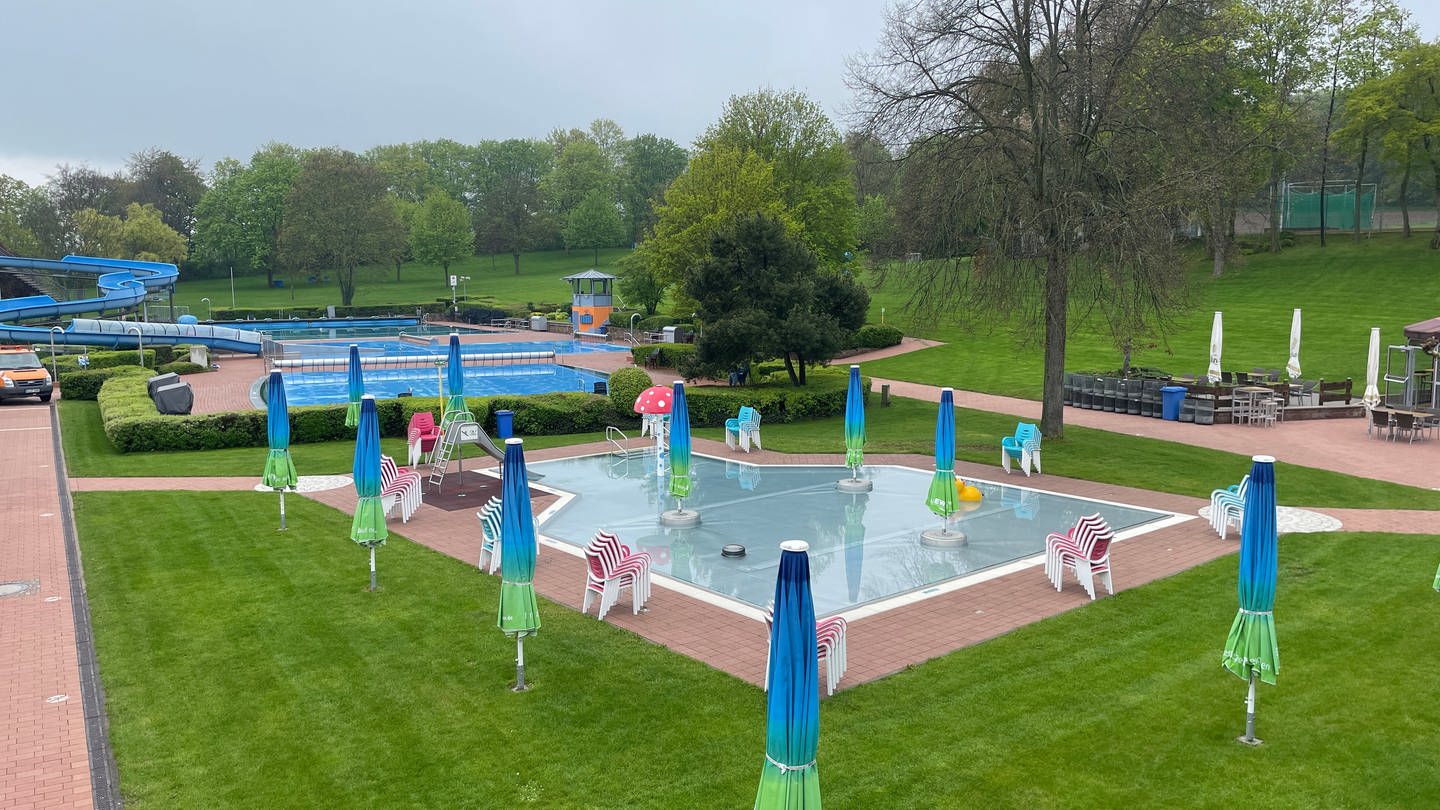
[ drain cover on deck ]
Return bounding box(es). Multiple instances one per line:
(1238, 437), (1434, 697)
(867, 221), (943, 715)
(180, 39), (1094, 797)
(721, 544), (746, 558)
(0, 580), (39, 599)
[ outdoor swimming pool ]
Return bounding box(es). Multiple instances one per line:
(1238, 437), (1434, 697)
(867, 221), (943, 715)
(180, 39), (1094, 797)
(530, 454), (1179, 617)
(277, 364), (608, 405)
(289, 338), (631, 357)
(262, 324), (496, 340)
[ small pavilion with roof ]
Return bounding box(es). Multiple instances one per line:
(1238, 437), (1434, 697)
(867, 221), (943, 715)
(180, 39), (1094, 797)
(564, 269), (616, 334)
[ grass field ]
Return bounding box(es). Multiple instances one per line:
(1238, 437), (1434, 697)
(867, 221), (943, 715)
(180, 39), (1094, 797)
(75, 491), (1440, 808)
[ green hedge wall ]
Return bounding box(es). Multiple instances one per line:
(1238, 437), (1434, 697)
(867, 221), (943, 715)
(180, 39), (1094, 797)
(58, 366), (144, 401)
(629, 343), (696, 367)
(851, 324), (904, 349)
(54, 349), (157, 372)
(156, 361), (208, 375)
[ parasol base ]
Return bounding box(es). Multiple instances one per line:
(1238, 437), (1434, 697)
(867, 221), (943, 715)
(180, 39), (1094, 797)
(1235, 735), (1263, 747)
(920, 528), (967, 548)
(660, 509), (701, 527)
(511, 683), (532, 693)
(836, 478), (873, 493)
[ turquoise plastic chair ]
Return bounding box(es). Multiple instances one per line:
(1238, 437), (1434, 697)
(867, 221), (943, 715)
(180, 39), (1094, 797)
(725, 406), (762, 452)
(1000, 422), (1042, 476)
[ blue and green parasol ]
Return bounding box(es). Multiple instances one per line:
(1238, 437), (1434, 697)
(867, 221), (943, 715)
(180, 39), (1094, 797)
(498, 437), (541, 690)
(668, 380), (692, 503)
(925, 387), (958, 521)
(1221, 454), (1280, 744)
(344, 344), (364, 428)
(754, 540), (821, 808)
(351, 394), (388, 591)
(843, 364), (865, 476)
(262, 371), (298, 529)
(444, 332), (466, 418)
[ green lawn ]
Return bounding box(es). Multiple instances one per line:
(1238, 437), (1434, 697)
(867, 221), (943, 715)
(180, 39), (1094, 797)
(173, 248), (633, 315)
(862, 234), (1440, 399)
(61, 397), (1440, 510)
(76, 490), (1440, 807)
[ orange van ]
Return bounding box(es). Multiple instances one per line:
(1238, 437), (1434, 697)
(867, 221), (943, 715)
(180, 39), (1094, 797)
(0, 345), (53, 403)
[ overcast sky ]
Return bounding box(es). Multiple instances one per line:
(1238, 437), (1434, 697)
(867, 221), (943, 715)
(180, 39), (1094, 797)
(5, 0), (1440, 186)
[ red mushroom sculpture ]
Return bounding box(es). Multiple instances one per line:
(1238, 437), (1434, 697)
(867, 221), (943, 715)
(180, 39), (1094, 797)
(633, 385), (673, 475)
(633, 385), (673, 415)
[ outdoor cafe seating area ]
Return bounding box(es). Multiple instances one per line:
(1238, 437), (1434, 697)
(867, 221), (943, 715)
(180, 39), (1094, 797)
(1063, 371), (1355, 426)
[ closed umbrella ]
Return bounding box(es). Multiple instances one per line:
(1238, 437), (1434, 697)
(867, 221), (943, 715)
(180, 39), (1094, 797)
(843, 365), (865, 479)
(1208, 311), (1223, 383)
(754, 540), (821, 809)
(262, 371), (298, 530)
(925, 388), (958, 526)
(445, 332), (466, 419)
(344, 344), (364, 428)
(1286, 309), (1302, 380)
(1221, 454), (1280, 745)
(668, 381), (692, 506)
(1363, 327), (1381, 408)
(351, 394), (388, 591)
(497, 437), (541, 690)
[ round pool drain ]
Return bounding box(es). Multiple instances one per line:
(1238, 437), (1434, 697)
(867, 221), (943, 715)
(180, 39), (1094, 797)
(721, 544), (746, 558)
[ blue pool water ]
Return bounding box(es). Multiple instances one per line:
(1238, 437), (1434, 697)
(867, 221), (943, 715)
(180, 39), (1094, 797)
(262, 324), (495, 340)
(280, 364), (607, 405)
(528, 454), (1175, 616)
(290, 339), (630, 357)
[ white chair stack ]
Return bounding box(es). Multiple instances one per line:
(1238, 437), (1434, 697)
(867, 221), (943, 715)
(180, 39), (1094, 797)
(475, 497), (503, 574)
(1043, 513), (1116, 600)
(379, 454), (422, 522)
(763, 605), (849, 696)
(1209, 475), (1250, 539)
(581, 530), (652, 621)
(1000, 422), (1043, 476)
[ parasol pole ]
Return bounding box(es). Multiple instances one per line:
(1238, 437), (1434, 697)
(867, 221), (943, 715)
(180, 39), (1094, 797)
(1241, 670), (1260, 744)
(278, 489), (287, 531)
(369, 546), (377, 592)
(514, 636), (528, 691)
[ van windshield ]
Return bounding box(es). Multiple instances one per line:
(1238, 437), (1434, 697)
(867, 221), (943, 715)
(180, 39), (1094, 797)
(0, 352), (42, 370)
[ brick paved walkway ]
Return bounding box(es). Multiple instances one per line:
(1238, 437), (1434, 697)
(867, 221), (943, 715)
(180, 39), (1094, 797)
(15, 333), (1440, 808)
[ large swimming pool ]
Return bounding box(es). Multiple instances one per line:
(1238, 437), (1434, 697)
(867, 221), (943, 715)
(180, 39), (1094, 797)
(528, 454), (1179, 617)
(278, 364), (608, 405)
(288, 338), (631, 357)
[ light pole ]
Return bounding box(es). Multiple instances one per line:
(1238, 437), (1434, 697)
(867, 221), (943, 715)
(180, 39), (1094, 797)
(127, 326), (145, 368)
(201, 297), (211, 320)
(460, 276), (470, 304)
(449, 274), (458, 316)
(229, 266), (236, 309)
(630, 312), (640, 340)
(48, 327), (63, 386)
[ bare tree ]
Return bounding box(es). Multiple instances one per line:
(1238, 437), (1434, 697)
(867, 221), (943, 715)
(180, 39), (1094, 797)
(850, 0), (1212, 436)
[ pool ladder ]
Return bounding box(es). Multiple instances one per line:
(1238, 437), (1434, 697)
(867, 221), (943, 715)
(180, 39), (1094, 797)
(605, 426), (651, 459)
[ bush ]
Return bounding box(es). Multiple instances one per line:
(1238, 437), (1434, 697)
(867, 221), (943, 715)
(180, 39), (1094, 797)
(607, 367), (652, 414)
(157, 361), (208, 375)
(607, 309), (645, 327)
(679, 374), (859, 427)
(630, 343), (696, 368)
(54, 349), (157, 372)
(852, 324), (904, 349)
(637, 315), (680, 332)
(459, 305), (515, 325)
(58, 366), (142, 401)
(483, 393), (610, 435)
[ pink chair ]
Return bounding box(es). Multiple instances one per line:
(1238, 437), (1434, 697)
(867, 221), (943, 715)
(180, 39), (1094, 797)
(380, 454), (422, 522)
(581, 532), (651, 620)
(592, 530), (651, 606)
(407, 411), (441, 466)
(763, 606), (848, 696)
(1044, 513), (1115, 600)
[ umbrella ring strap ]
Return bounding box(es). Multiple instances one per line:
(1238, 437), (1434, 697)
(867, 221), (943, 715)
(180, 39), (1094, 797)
(1239, 609), (1272, 616)
(766, 754), (816, 773)
(502, 579), (533, 587)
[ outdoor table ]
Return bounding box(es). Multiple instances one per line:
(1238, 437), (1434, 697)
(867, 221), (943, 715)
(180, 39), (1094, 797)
(1232, 386), (1273, 426)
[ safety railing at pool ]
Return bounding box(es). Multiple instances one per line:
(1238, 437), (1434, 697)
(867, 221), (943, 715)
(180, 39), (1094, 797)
(269, 350), (558, 372)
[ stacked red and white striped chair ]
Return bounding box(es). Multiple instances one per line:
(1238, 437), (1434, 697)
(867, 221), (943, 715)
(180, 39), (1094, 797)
(406, 411), (441, 466)
(475, 497), (503, 573)
(1043, 513), (1116, 600)
(1209, 474), (1250, 539)
(379, 454), (422, 522)
(763, 605), (849, 696)
(581, 531), (652, 621)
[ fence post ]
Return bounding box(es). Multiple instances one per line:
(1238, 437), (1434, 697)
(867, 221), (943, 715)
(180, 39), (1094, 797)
(881, 383), (891, 407)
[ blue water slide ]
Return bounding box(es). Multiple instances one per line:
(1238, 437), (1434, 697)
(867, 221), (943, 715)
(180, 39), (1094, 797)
(0, 254), (263, 353)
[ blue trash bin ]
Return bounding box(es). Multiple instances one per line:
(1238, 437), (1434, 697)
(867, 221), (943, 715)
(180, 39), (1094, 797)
(496, 409), (515, 439)
(1160, 386), (1187, 421)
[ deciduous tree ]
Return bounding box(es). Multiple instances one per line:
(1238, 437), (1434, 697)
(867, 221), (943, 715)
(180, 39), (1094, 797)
(120, 148), (206, 236)
(473, 139), (553, 275)
(618, 134), (688, 244)
(191, 144), (302, 285)
(563, 189), (624, 263)
(409, 191), (473, 281)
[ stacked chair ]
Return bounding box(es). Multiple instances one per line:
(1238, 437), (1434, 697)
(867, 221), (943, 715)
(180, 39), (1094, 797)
(763, 605), (849, 696)
(379, 454), (422, 522)
(407, 411), (441, 466)
(1043, 513), (1116, 600)
(1000, 422), (1043, 476)
(476, 497), (503, 573)
(581, 530), (652, 621)
(724, 406), (763, 452)
(1209, 474), (1250, 539)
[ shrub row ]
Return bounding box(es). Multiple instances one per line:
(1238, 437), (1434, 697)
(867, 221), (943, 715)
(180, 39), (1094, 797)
(54, 349), (158, 372)
(629, 343), (697, 367)
(211, 304), (450, 320)
(850, 324), (904, 350)
(58, 366), (143, 401)
(157, 361), (209, 375)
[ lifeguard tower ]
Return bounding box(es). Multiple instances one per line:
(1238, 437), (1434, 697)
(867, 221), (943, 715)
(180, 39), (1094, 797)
(564, 269), (616, 336)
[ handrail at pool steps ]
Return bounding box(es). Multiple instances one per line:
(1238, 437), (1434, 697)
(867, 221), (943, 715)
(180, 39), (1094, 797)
(270, 350), (558, 371)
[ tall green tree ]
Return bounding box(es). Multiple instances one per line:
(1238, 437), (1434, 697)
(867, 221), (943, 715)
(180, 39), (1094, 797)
(686, 214), (868, 386)
(0, 176), (44, 256)
(473, 139), (553, 274)
(73, 203), (187, 263)
(409, 191), (474, 282)
(542, 139), (613, 219)
(563, 189), (624, 263)
(387, 197), (417, 281)
(119, 148), (206, 236)
(191, 144), (302, 285)
(277, 149), (403, 305)
(619, 134), (688, 244)
(364, 143), (434, 203)
(852, 0), (1213, 436)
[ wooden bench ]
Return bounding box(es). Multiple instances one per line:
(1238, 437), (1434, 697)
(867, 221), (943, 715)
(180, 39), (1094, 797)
(1316, 377), (1353, 405)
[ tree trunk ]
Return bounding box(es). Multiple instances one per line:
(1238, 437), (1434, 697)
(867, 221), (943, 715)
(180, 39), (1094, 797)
(394, 260), (402, 282)
(798, 357), (807, 386)
(491, 253), (497, 272)
(783, 352), (799, 386)
(1429, 144), (1440, 249)
(340, 267), (356, 306)
(1318, 49), (1341, 248)
(264, 264), (274, 286)
(593, 246), (599, 265)
(512, 251), (521, 275)
(1267, 161), (1282, 253)
(1210, 192), (1227, 278)
(1353, 134), (1369, 243)
(1040, 250), (1068, 438)
(1400, 150), (1411, 237)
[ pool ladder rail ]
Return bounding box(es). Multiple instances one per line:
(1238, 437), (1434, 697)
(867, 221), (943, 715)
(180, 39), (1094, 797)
(606, 426), (653, 460)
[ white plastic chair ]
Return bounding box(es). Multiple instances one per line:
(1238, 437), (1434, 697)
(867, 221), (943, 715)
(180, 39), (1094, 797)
(1211, 475), (1250, 539)
(724, 406), (763, 452)
(581, 531), (651, 620)
(763, 605), (848, 696)
(380, 454), (422, 522)
(476, 497), (503, 573)
(1000, 422), (1043, 476)
(1043, 514), (1115, 600)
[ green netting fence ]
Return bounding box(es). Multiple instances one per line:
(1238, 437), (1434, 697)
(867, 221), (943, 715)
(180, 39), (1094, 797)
(1282, 186), (1375, 230)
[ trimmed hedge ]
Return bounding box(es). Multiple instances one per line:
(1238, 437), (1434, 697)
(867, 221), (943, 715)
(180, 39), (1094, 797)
(211, 304), (449, 320)
(58, 366), (143, 401)
(54, 349), (157, 372)
(607, 367), (653, 413)
(852, 324), (904, 349)
(157, 361), (208, 375)
(630, 343), (696, 367)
